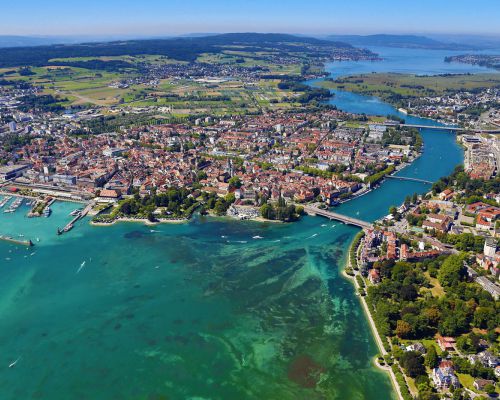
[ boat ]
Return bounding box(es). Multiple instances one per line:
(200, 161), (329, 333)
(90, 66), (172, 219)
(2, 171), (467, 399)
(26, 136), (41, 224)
(69, 209), (82, 216)
(63, 224), (74, 233)
(43, 207), (51, 217)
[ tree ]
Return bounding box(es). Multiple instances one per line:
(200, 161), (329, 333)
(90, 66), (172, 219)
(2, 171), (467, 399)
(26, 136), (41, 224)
(438, 254), (466, 287)
(260, 204), (275, 220)
(425, 345), (438, 369)
(399, 351), (426, 377)
(228, 176), (242, 190)
(483, 383), (496, 396)
(395, 320), (412, 338)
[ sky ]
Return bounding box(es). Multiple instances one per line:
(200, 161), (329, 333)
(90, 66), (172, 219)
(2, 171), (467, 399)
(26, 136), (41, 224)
(2, 0), (500, 37)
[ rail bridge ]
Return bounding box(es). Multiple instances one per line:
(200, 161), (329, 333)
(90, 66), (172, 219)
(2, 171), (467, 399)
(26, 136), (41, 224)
(303, 205), (372, 229)
(386, 176), (434, 185)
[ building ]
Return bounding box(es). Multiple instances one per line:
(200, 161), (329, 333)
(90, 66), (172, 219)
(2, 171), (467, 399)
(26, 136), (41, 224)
(475, 276), (500, 300)
(437, 336), (456, 352)
(103, 148), (126, 157)
(0, 164), (31, 182)
(484, 237), (497, 258)
(432, 361), (460, 390)
(473, 379), (495, 392)
(52, 174), (77, 186)
(368, 269), (380, 284)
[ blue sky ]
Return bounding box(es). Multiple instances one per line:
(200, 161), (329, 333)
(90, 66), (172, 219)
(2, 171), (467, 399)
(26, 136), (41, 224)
(2, 0), (500, 36)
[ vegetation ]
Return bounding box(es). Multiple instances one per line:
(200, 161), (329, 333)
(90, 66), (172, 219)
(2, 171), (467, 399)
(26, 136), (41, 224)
(367, 255), (499, 341)
(260, 197), (303, 222)
(364, 164), (396, 185)
(432, 165), (500, 204)
(317, 72), (500, 110)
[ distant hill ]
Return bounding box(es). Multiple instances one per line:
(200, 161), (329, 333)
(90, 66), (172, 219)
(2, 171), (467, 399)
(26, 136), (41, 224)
(325, 34), (478, 50)
(0, 35), (67, 48)
(0, 33), (376, 68)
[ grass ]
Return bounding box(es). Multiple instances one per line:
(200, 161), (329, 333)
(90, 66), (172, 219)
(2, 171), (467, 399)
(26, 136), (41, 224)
(423, 272), (446, 298)
(457, 373), (476, 392)
(421, 339), (443, 355)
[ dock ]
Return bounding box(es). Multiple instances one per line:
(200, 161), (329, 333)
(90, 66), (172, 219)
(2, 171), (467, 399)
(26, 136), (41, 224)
(0, 235), (33, 247)
(57, 202), (93, 235)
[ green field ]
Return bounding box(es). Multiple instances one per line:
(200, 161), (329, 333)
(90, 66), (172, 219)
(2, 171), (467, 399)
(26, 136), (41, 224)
(0, 51), (309, 113)
(317, 72), (500, 97)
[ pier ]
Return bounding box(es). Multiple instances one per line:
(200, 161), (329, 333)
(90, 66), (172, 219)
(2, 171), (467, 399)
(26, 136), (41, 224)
(385, 176), (433, 185)
(0, 235), (33, 247)
(303, 205), (372, 229)
(58, 203), (93, 235)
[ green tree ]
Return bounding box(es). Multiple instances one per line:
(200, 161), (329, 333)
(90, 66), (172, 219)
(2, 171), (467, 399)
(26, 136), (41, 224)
(228, 176), (242, 190)
(438, 254), (466, 287)
(425, 345), (438, 369)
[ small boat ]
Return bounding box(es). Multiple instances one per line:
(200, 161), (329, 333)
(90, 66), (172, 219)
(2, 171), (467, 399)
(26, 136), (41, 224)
(8, 357), (20, 368)
(43, 207), (52, 217)
(76, 261), (86, 274)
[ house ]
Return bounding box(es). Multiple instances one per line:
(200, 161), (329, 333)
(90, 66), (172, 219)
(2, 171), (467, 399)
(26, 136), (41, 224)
(437, 336), (456, 352)
(469, 351), (500, 368)
(422, 214), (451, 233)
(473, 379), (495, 391)
(439, 189), (454, 201)
(368, 269), (380, 284)
(405, 342), (426, 354)
(432, 361), (460, 390)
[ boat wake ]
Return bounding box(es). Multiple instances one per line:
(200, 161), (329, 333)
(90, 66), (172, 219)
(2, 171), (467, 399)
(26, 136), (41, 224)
(76, 261), (86, 274)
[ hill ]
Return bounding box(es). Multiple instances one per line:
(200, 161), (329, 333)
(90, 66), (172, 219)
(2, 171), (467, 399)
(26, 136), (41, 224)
(325, 34), (477, 50)
(0, 33), (377, 68)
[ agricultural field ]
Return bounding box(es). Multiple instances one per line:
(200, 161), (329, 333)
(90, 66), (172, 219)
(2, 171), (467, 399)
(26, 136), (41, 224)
(0, 55), (298, 113)
(317, 72), (500, 97)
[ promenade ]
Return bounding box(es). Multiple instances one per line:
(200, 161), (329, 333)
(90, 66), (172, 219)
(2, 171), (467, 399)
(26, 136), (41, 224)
(345, 238), (404, 400)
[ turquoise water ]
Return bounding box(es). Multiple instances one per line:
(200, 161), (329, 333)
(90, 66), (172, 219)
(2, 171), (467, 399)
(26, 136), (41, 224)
(0, 201), (393, 399)
(0, 47), (471, 399)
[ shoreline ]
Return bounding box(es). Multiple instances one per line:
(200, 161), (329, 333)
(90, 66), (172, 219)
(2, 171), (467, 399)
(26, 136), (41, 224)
(342, 238), (404, 400)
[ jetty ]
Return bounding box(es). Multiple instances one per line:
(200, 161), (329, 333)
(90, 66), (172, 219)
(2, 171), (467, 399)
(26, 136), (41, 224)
(57, 202), (93, 235)
(303, 205), (372, 229)
(0, 235), (33, 247)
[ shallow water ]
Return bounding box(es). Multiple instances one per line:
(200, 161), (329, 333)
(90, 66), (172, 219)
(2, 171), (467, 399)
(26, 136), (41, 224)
(0, 46), (474, 399)
(0, 202), (394, 399)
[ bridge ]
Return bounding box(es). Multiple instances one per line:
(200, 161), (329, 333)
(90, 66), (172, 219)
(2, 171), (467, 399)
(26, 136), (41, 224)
(386, 176), (433, 185)
(303, 205), (372, 229)
(384, 123), (500, 134)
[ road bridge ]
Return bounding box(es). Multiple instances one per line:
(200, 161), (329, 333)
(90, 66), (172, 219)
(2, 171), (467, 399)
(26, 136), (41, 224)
(303, 205), (372, 229)
(383, 123), (500, 134)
